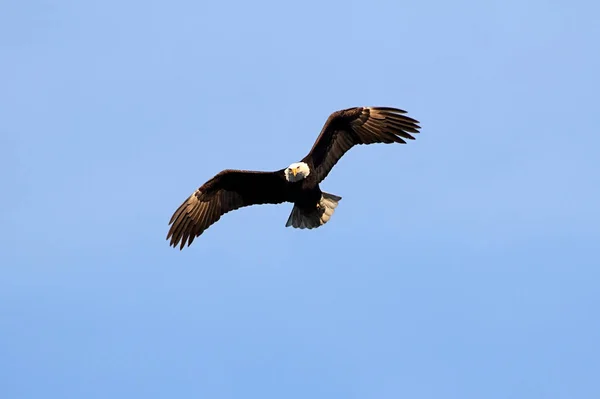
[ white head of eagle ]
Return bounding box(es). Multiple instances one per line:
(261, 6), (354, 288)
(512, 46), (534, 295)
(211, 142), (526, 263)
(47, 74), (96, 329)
(284, 162), (310, 182)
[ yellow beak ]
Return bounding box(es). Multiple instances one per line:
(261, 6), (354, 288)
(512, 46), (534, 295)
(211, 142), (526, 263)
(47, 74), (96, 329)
(292, 168), (297, 177)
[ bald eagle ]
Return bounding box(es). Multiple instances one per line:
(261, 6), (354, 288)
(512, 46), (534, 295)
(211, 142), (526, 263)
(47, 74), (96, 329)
(167, 106), (421, 249)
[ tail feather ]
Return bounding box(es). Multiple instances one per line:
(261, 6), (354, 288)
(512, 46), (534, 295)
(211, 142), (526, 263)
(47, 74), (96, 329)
(285, 192), (342, 229)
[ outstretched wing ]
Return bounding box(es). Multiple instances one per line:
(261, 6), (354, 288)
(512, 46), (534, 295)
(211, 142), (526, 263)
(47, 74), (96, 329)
(167, 169), (287, 249)
(302, 107), (421, 182)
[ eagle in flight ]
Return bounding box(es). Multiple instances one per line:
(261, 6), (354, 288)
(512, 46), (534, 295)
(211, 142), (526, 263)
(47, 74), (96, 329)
(167, 106), (421, 249)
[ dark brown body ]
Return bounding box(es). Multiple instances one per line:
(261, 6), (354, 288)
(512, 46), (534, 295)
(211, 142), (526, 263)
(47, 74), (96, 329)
(285, 172), (323, 210)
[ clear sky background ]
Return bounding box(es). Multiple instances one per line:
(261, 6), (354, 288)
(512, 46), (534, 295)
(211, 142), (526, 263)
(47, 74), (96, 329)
(2, 0), (599, 398)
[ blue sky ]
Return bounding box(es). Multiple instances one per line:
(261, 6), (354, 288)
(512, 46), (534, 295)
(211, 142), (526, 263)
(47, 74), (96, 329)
(2, 0), (599, 397)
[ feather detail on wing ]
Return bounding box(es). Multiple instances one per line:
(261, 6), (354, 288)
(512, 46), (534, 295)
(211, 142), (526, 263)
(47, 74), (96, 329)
(303, 107), (421, 182)
(167, 169), (287, 249)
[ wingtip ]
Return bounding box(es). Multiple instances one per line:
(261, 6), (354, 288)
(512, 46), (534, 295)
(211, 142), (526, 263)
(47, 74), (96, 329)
(369, 106), (408, 114)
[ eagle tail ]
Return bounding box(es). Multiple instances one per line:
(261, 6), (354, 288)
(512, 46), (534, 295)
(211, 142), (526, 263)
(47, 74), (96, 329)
(285, 192), (342, 229)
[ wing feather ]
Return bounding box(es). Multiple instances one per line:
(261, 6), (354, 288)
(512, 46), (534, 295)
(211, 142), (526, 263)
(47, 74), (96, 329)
(303, 106), (421, 182)
(167, 169), (287, 249)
